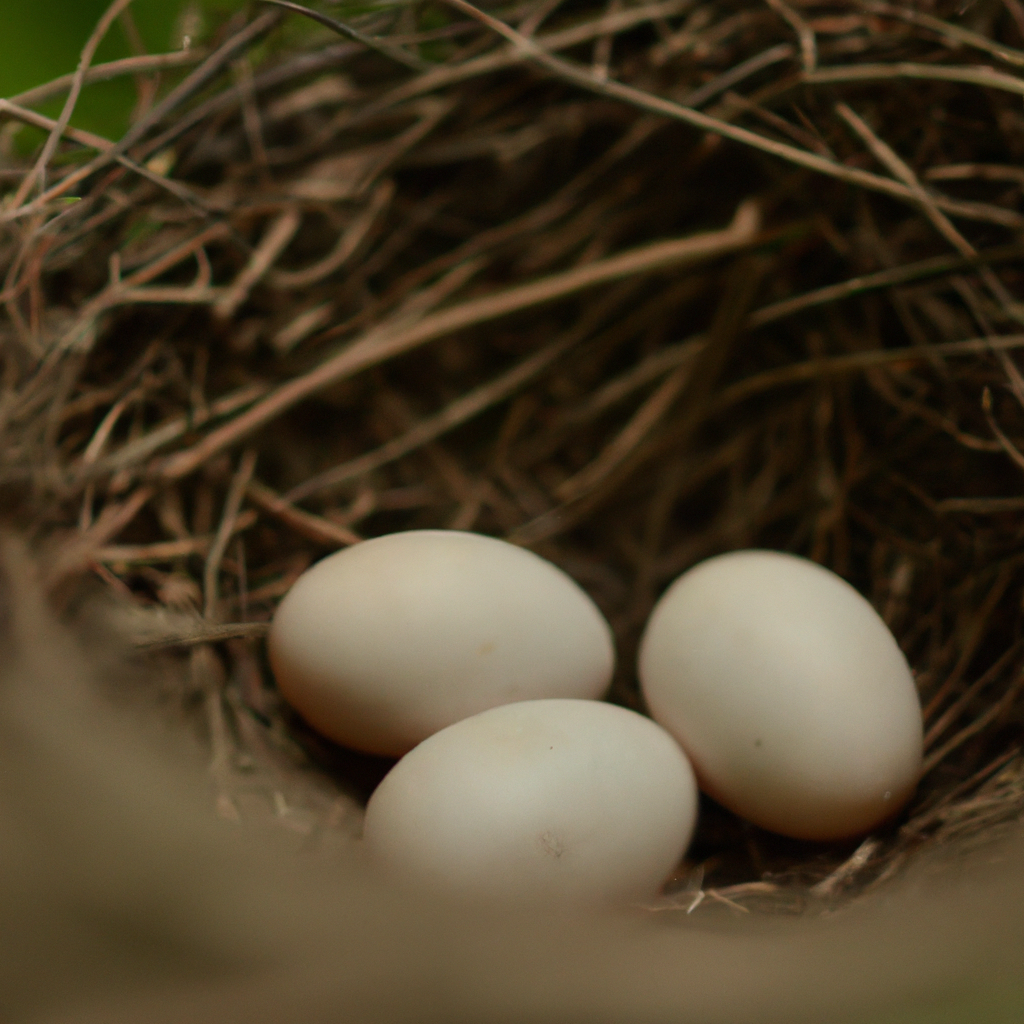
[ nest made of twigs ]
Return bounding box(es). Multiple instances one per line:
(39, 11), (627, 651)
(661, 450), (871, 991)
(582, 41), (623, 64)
(2, 0), (1024, 915)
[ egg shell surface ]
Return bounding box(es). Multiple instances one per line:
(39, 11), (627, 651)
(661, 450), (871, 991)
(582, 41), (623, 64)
(638, 550), (923, 842)
(362, 698), (698, 905)
(268, 530), (615, 756)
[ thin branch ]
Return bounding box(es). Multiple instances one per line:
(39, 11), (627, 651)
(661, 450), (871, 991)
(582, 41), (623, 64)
(44, 486), (156, 586)
(925, 643), (1021, 750)
(809, 838), (880, 897)
(681, 42), (795, 108)
(92, 383), (268, 477)
(268, 180), (394, 291)
(134, 621), (269, 650)
(835, 102), (972, 256)
(555, 361), (692, 502)
(123, 43), (363, 165)
(55, 222), (231, 355)
(118, 10), (283, 155)
(836, 102), (1024, 404)
(363, 0), (700, 115)
(0, 99), (118, 154)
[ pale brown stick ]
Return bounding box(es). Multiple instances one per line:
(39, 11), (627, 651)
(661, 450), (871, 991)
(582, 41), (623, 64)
(56, 223), (231, 355)
(748, 244), (1024, 329)
(808, 62), (1024, 98)
(94, 511), (258, 565)
(714, 334), (1024, 410)
(0, 100), (116, 154)
(810, 838), (881, 898)
(921, 670), (1024, 775)
(925, 644), (1022, 750)
(366, 0), (695, 114)
(283, 333), (579, 502)
(245, 481), (361, 548)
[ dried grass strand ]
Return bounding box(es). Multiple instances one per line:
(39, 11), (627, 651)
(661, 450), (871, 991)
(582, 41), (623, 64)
(0, 99), (213, 216)
(807, 62), (1024, 99)
(925, 642), (1022, 751)
(245, 480), (361, 547)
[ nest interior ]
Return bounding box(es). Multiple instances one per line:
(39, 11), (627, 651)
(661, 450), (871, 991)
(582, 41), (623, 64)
(2, 0), (1024, 916)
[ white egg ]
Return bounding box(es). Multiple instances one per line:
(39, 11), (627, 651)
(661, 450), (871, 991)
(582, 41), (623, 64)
(363, 698), (698, 905)
(638, 550), (923, 842)
(268, 530), (615, 756)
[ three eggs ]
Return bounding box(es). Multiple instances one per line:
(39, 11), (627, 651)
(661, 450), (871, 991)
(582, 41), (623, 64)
(268, 530), (923, 904)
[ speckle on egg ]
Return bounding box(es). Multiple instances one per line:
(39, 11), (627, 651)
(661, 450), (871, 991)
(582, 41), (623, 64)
(362, 699), (699, 905)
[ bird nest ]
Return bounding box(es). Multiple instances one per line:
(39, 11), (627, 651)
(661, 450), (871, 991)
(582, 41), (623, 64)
(2, 0), (1024, 920)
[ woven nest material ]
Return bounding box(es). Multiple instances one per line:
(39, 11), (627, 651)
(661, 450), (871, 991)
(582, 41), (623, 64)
(2, 0), (1024, 919)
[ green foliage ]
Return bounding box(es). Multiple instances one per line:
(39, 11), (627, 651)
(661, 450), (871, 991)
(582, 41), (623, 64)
(1, 0), (422, 144)
(0, 0), (248, 139)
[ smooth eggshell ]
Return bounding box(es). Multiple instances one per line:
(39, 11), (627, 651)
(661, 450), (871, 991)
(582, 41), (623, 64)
(638, 550), (923, 841)
(363, 698), (698, 905)
(268, 530), (614, 756)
